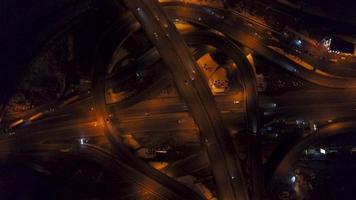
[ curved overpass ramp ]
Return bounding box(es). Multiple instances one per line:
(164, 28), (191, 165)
(162, 2), (356, 89)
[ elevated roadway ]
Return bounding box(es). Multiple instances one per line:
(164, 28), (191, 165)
(162, 2), (356, 89)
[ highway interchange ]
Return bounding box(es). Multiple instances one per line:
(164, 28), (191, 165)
(2, 0), (356, 199)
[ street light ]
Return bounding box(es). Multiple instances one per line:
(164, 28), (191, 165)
(320, 148), (326, 154)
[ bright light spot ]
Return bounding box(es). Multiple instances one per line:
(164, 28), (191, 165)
(323, 38), (332, 50)
(313, 124), (317, 131)
(295, 39), (302, 46)
(246, 53), (255, 68)
(328, 119), (333, 123)
(154, 15), (160, 21)
(9, 119), (24, 129)
(231, 176), (235, 180)
(149, 161), (168, 170)
(320, 148), (326, 154)
(153, 32), (159, 40)
(29, 112), (44, 121)
(291, 176), (296, 183)
(59, 148), (70, 153)
(233, 100), (240, 104)
(80, 138), (84, 145)
(156, 150), (168, 154)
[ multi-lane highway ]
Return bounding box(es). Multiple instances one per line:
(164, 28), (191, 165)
(271, 119), (356, 185)
(2, 1), (356, 199)
(103, 0), (256, 199)
(162, 2), (356, 89)
(90, 14), (206, 200)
